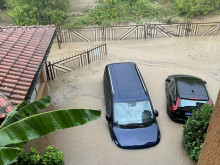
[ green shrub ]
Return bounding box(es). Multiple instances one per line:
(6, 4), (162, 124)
(183, 103), (214, 161)
(6, 0), (69, 26)
(69, 0), (167, 28)
(18, 148), (42, 165)
(41, 146), (64, 165)
(173, 0), (220, 18)
(13, 146), (64, 165)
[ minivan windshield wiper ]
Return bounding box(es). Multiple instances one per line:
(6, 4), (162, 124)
(122, 122), (154, 128)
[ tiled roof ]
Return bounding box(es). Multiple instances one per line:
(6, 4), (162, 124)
(0, 92), (15, 119)
(0, 25), (56, 106)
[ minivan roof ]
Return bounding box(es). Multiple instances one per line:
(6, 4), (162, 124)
(173, 75), (209, 100)
(107, 62), (148, 102)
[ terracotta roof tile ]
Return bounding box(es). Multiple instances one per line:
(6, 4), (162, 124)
(3, 92), (11, 98)
(23, 70), (35, 75)
(1, 82), (16, 88)
(17, 81), (31, 87)
(3, 78), (18, 84)
(10, 94), (25, 100)
(0, 87), (13, 93)
(9, 99), (21, 105)
(0, 25), (56, 107)
(13, 89), (27, 95)
(15, 85), (29, 91)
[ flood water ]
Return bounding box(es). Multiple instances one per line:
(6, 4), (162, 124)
(26, 36), (220, 165)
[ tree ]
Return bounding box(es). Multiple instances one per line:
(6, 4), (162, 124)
(0, 0), (6, 9)
(6, 0), (69, 26)
(0, 96), (101, 165)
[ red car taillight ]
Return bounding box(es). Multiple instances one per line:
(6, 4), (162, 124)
(170, 97), (179, 112)
(208, 100), (212, 106)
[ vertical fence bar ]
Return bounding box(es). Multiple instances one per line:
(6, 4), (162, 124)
(48, 62), (52, 80)
(45, 62), (50, 81)
(105, 43), (107, 56)
(102, 44), (104, 57)
(51, 63), (55, 79)
(98, 44), (101, 59)
(80, 54), (83, 67)
(84, 52), (87, 65)
(100, 44), (103, 58)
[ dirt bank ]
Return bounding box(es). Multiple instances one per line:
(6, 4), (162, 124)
(26, 36), (220, 165)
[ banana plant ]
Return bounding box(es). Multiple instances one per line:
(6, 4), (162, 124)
(0, 96), (101, 165)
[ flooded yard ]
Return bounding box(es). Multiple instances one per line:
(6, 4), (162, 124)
(26, 36), (220, 165)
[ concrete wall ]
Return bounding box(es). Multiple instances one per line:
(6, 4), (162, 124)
(198, 90), (220, 165)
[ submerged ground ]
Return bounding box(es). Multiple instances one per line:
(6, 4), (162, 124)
(26, 36), (220, 165)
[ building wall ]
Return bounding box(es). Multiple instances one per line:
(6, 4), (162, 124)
(198, 90), (220, 165)
(30, 70), (47, 102)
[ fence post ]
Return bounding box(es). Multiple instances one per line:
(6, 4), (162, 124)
(51, 63), (55, 79)
(45, 62), (50, 81)
(144, 24), (147, 39)
(49, 62), (53, 80)
(87, 51), (90, 64)
(57, 27), (62, 49)
(104, 43), (107, 56)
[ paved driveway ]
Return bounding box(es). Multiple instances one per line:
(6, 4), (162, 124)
(26, 36), (220, 165)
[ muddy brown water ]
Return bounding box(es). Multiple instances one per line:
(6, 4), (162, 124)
(26, 36), (220, 165)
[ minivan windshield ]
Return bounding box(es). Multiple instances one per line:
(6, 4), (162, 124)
(113, 100), (154, 127)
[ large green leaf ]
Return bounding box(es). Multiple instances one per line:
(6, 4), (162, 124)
(0, 147), (20, 165)
(0, 97), (51, 129)
(0, 101), (28, 129)
(0, 109), (101, 147)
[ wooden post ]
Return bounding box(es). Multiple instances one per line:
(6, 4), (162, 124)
(49, 62), (53, 80)
(51, 63), (55, 79)
(104, 43), (107, 56)
(45, 62), (50, 81)
(87, 51), (90, 64)
(57, 27), (62, 49)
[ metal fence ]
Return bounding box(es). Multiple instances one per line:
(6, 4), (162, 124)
(55, 22), (220, 44)
(45, 43), (107, 81)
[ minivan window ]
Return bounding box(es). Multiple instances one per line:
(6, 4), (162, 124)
(169, 81), (176, 101)
(108, 96), (112, 116)
(113, 100), (154, 126)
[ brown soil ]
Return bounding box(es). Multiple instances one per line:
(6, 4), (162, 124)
(69, 0), (98, 13)
(25, 36), (220, 165)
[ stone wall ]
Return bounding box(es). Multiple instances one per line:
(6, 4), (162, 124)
(198, 90), (220, 165)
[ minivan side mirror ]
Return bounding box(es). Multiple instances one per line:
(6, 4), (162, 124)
(106, 114), (111, 121)
(203, 81), (207, 84)
(154, 110), (159, 117)
(165, 78), (170, 83)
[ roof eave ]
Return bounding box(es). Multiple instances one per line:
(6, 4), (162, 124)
(25, 28), (58, 102)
